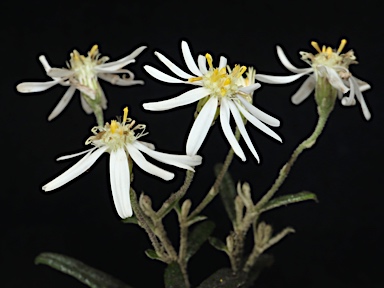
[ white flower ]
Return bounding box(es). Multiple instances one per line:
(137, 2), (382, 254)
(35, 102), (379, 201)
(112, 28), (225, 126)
(42, 107), (202, 219)
(255, 39), (371, 120)
(143, 41), (282, 162)
(16, 45), (146, 120)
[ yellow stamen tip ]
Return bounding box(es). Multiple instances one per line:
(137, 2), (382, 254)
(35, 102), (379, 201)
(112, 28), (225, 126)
(311, 41), (322, 53)
(123, 107), (128, 123)
(239, 66), (247, 76)
(206, 53), (213, 68)
(188, 76), (203, 82)
(110, 120), (118, 133)
(223, 78), (231, 86)
(326, 47), (333, 56)
(322, 45), (326, 53)
(89, 44), (99, 56)
(337, 39), (347, 54)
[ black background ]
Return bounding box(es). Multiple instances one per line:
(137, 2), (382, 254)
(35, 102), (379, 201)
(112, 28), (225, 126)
(2, 1), (384, 287)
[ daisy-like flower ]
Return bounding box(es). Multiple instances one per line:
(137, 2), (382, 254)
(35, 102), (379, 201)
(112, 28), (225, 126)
(42, 107), (202, 219)
(255, 39), (371, 120)
(143, 41), (282, 162)
(16, 44), (146, 121)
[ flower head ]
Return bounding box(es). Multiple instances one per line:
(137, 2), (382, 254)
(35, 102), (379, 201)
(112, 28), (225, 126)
(17, 45), (146, 121)
(255, 39), (371, 120)
(143, 41), (282, 162)
(42, 107), (202, 218)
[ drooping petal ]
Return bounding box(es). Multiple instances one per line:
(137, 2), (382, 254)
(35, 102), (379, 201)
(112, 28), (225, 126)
(137, 141), (155, 150)
(236, 95), (280, 127)
(291, 75), (316, 104)
(109, 148), (132, 218)
(42, 146), (107, 191)
(134, 141), (202, 170)
(144, 65), (187, 84)
(235, 101), (282, 143)
(341, 77), (356, 106)
(350, 76), (371, 120)
(56, 147), (96, 161)
(276, 46), (313, 74)
(255, 72), (309, 84)
(143, 87), (210, 111)
(97, 72), (144, 86)
(220, 98), (246, 161)
(154, 51), (194, 79)
(96, 46), (147, 71)
(48, 85), (77, 121)
(126, 143), (174, 180)
(186, 96), (218, 156)
(228, 100), (260, 162)
(353, 76), (371, 92)
(39, 55), (53, 73)
(238, 83), (261, 95)
(318, 66), (349, 93)
(16, 80), (60, 93)
(80, 94), (93, 114)
(197, 55), (208, 74)
(218, 56), (227, 69)
(181, 41), (203, 76)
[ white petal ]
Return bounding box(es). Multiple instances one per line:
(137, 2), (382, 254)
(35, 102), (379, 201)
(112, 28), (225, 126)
(353, 76), (371, 92)
(57, 147), (96, 161)
(144, 65), (186, 84)
(341, 77), (356, 106)
(137, 141), (155, 150)
(42, 146), (106, 191)
(236, 95), (280, 127)
(319, 66), (349, 93)
(80, 94), (93, 114)
(16, 80), (60, 93)
(255, 72), (309, 84)
(110, 148), (132, 218)
(276, 46), (313, 74)
(126, 143), (174, 180)
(48, 85), (77, 121)
(39, 55), (53, 73)
(181, 41), (203, 76)
(228, 100), (260, 162)
(96, 46), (147, 71)
(350, 76), (371, 120)
(239, 83), (261, 94)
(198, 55), (208, 74)
(134, 141), (202, 170)
(143, 87), (210, 111)
(186, 96), (218, 156)
(220, 98), (246, 161)
(154, 51), (194, 79)
(218, 56), (227, 69)
(291, 75), (316, 104)
(98, 72), (144, 86)
(235, 101), (282, 142)
(47, 68), (74, 78)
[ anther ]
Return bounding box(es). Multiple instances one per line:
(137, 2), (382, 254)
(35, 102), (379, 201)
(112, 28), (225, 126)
(123, 107), (128, 124)
(311, 41), (322, 53)
(206, 53), (213, 69)
(337, 39), (347, 54)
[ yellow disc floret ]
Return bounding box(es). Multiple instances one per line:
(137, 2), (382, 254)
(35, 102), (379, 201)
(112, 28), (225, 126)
(86, 107), (147, 152)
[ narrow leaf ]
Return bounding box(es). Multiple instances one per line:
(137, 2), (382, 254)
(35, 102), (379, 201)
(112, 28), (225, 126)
(214, 163), (236, 222)
(121, 216), (138, 224)
(260, 191), (318, 213)
(35, 252), (133, 288)
(197, 268), (247, 288)
(164, 262), (185, 288)
(145, 249), (161, 260)
(208, 237), (227, 253)
(187, 221), (215, 260)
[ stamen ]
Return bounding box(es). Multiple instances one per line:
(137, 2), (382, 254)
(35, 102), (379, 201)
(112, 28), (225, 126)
(223, 78), (231, 86)
(337, 39), (347, 54)
(322, 45), (326, 53)
(123, 107), (128, 124)
(311, 41), (322, 53)
(110, 120), (118, 134)
(238, 66), (247, 76)
(326, 47), (333, 56)
(188, 76), (203, 82)
(220, 88), (227, 96)
(206, 53), (213, 69)
(89, 44), (98, 56)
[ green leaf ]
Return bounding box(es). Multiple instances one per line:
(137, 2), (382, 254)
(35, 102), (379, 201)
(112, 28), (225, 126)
(214, 163), (236, 222)
(260, 191), (318, 213)
(121, 216), (138, 224)
(144, 249), (161, 260)
(35, 252), (133, 288)
(186, 215), (207, 227)
(164, 262), (185, 288)
(186, 221), (215, 260)
(208, 237), (227, 253)
(197, 268), (247, 288)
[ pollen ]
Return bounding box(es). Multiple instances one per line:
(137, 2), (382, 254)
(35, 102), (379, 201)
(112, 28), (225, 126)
(123, 107), (128, 123)
(311, 41), (322, 53)
(89, 45), (99, 58)
(337, 39), (347, 54)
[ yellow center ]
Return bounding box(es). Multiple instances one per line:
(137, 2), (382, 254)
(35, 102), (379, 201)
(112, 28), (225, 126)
(311, 39), (347, 57)
(188, 54), (247, 98)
